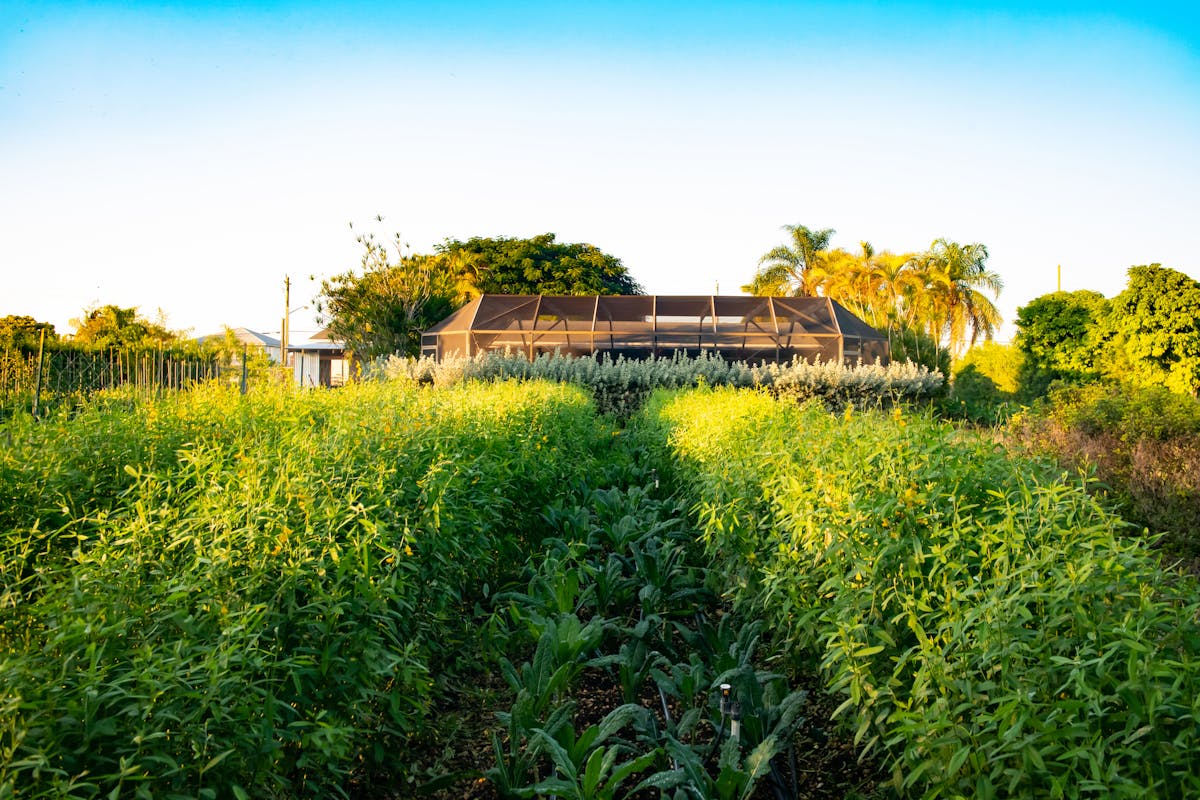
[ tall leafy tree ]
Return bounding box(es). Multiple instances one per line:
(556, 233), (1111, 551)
(70, 305), (178, 349)
(742, 224), (836, 296)
(436, 233), (641, 296)
(820, 241), (877, 319)
(0, 315), (57, 353)
(1014, 290), (1108, 397)
(1103, 264), (1200, 396)
(316, 229), (457, 360)
(872, 251), (942, 370)
(822, 243), (921, 329)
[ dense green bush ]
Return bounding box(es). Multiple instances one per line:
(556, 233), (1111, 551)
(1042, 382), (1200, 441)
(944, 364), (1011, 425)
(940, 343), (1023, 425)
(887, 324), (951, 379)
(1008, 382), (1200, 563)
(0, 381), (607, 797)
(644, 387), (1200, 799)
(378, 350), (943, 415)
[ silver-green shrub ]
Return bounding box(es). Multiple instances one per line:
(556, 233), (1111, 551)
(375, 350), (942, 414)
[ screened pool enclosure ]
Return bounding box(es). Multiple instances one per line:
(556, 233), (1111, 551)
(421, 295), (889, 365)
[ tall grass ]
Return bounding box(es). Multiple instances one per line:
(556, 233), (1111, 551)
(0, 380), (607, 797)
(643, 387), (1200, 799)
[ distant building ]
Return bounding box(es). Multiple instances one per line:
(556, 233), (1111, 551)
(197, 327), (349, 387)
(287, 337), (349, 387)
(422, 295), (889, 365)
(198, 327), (284, 362)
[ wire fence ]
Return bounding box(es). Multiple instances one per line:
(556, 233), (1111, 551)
(1, 347), (222, 418)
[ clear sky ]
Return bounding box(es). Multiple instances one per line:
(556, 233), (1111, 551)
(3, 1), (1197, 342)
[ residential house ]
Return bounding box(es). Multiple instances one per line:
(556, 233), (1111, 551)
(287, 328), (350, 387)
(198, 327), (349, 387)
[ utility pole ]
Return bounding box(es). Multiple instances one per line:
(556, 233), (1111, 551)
(281, 276), (290, 383)
(1057, 265), (1061, 292)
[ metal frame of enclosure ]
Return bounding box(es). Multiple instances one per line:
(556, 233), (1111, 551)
(421, 295), (888, 365)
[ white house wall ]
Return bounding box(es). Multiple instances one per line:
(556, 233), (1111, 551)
(291, 352), (322, 386)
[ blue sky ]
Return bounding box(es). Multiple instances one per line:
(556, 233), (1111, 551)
(2, 1), (1197, 342)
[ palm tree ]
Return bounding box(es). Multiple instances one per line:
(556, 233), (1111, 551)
(821, 243), (932, 361)
(442, 249), (487, 305)
(822, 242), (880, 321)
(871, 250), (925, 330)
(917, 239), (1003, 356)
(742, 224), (836, 296)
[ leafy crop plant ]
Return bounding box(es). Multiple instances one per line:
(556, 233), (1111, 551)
(644, 386), (1200, 799)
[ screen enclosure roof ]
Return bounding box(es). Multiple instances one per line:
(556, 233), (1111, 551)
(421, 294), (888, 364)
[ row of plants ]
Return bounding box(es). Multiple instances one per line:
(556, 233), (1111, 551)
(642, 387), (1200, 798)
(482, 442), (814, 800)
(378, 351), (943, 416)
(0, 380), (611, 797)
(7, 374), (1196, 798)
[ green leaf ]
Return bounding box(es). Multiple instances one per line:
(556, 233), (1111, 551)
(200, 749), (235, 775)
(948, 746), (971, 777)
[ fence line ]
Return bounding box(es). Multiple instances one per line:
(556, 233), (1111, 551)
(1, 348), (221, 417)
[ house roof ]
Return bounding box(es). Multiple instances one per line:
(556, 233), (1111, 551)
(196, 327), (281, 348)
(287, 341), (345, 353)
(309, 327), (338, 341)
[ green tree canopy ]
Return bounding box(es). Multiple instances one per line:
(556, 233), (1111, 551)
(69, 305), (178, 349)
(956, 340), (1023, 394)
(1103, 264), (1200, 396)
(316, 230), (457, 360)
(436, 233), (642, 296)
(0, 315), (58, 353)
(1014, 290), (1108, 397)
(950, 341), (1024, 424)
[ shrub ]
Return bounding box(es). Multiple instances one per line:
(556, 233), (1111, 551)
(376, 350), (943, 415)
(1008, 382), (1200, 563)
(1044, 382), (1200, 442)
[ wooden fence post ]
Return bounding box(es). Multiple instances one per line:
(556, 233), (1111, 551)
(31, 329), (46, 419)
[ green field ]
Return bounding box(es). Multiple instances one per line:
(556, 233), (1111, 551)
(2, 380), (1198, 799)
